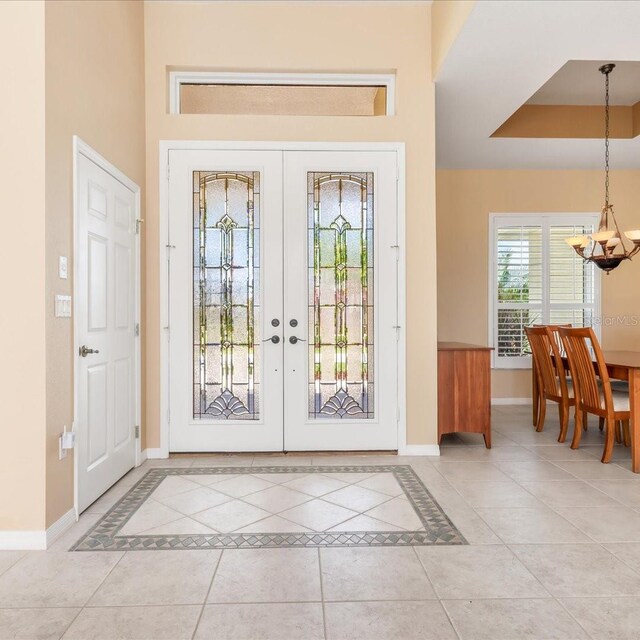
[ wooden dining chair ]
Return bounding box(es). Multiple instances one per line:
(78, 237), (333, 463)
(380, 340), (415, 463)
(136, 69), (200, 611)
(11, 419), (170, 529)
(559, 326), (631, 463)
(525, 325), (575, 442)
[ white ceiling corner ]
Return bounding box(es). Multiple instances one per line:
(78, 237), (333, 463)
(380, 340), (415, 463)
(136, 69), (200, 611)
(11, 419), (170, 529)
(435, 0), (640, 169)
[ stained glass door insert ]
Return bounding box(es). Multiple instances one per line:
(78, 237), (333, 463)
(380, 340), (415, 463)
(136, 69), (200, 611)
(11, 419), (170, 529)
(308, 173), (374, 419)
(283, 150), (398, 452)
(193, 171), (261, 420)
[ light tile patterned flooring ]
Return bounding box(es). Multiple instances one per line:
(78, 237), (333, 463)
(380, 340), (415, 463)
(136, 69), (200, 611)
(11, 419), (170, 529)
(120, 470), (418, 535)
(3, 406), (640, 638)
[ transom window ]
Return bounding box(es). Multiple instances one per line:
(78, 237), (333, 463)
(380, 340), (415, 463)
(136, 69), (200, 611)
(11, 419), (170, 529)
(489, 214), (601, 368)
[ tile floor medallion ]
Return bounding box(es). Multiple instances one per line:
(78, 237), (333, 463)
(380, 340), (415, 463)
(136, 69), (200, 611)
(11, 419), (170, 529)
(71, 466), (466, 550)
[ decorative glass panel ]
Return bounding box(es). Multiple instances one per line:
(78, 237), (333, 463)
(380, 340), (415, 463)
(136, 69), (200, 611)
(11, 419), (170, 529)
(193, 172), (260, 420)
(308, 172), (374, 419)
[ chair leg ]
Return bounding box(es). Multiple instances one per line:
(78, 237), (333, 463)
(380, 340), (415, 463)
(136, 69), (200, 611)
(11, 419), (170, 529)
(599, 417), (605, 432)
(615, 422), (623, 444)
(536, 398), (546, 433)
(571, 407), (584, 449)
(623, 419), (631, 447)
(582, 410), (589, 431)
(602, 416), (616, 463)
(558, 402), (569, 443)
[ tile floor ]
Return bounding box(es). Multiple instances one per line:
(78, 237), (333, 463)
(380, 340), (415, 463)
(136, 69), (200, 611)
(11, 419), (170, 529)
(71, 464), (464, 550)
(2, 405), (640, 638)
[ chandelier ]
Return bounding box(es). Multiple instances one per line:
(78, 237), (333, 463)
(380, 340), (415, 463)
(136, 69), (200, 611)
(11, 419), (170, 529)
(565, 63), (640, 273)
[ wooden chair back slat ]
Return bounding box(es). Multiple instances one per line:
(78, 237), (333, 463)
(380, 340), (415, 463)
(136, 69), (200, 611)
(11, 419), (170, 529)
(525, 326), (561, 398)
(559, 327), (612, 415)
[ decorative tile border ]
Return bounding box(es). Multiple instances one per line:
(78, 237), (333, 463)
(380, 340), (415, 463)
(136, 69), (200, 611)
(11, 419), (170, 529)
(71, 465), (467, 550)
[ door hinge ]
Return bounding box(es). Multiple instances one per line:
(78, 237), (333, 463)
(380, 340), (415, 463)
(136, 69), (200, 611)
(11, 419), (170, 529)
(135, 323), (140, 336)
(135, 219), (144, 234)
(134, 425), (140, 439)
(393, 325), (401, 341)
(391, 244), (400, 261)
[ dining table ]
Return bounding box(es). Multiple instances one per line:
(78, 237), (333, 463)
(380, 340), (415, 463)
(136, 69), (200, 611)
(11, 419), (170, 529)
(532, 350), (640, 473)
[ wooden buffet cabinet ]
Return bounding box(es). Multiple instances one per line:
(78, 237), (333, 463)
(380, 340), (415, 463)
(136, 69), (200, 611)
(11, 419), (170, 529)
(437, 342), (493, 448)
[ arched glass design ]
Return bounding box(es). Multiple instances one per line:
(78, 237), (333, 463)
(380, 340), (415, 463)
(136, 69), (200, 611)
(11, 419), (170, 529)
(308, 172), (375, 420)
(193, 171), (260, 420)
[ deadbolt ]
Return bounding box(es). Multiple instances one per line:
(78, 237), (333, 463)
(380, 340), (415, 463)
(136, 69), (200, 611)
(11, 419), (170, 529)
(271, 319), (280, 327)
(289, 319), (298, 327)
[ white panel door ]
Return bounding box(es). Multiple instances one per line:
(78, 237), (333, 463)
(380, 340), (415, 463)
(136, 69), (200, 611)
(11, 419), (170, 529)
(168, 150), (284, 451)
(283, 151), (399, 450)
(77, 154), (137, 512)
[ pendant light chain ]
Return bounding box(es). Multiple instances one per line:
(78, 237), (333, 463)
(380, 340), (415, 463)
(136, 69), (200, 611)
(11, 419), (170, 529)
(604, 67), (610, 208)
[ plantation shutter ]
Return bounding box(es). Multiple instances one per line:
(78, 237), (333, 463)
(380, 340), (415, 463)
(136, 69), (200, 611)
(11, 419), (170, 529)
(495, 225), (543, 367)
(491, 215), (599, 369)
(548, 224), (597, 327)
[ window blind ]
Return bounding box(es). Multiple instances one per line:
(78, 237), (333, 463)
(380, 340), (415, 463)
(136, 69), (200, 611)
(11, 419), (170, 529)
(491, 215), (599, 368)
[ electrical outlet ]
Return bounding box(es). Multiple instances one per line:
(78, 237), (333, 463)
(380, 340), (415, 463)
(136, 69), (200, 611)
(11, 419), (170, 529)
(58, 434), (67, 460)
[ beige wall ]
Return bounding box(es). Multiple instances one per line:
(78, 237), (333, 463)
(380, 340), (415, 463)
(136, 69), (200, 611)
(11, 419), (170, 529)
(431, 0), (475, 76)
(44, 0), (146, 526)
(144, 1), (438, 448)
(437, 170), (640, 400)
(0, 1), (47, 531)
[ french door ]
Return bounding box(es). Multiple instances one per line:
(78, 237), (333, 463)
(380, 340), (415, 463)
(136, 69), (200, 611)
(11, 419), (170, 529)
(168, 148), (399, 452)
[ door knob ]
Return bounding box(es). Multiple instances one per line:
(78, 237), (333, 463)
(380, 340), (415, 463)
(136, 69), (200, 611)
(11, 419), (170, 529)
(289, 336), (306, 344)
(263, 335), (281, 344)
(79, 345), (100, 357)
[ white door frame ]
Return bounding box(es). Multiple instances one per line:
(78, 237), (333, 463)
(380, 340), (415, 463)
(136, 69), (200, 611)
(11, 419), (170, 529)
(73, 136), (142, 517)
(158, 140), (407, 457)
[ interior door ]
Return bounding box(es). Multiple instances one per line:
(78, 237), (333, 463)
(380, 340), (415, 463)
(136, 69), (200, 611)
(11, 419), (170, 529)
(168, 150), (284, 451)
(77, 153), (138, 512)
(283, 151), (399, 450)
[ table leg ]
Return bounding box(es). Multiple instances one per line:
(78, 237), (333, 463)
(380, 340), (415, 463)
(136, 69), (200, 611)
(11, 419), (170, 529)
(631, 368), (640, 473)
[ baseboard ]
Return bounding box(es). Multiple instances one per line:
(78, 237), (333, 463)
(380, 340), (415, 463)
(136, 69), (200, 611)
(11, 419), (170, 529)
(0, 530), (46, 550)
(137, 448), (148, 465)
(46, 508), (76, 547)
(398, 444), (440, 456)
(144, 447), (169, 459)
(492, 397), (532, 405)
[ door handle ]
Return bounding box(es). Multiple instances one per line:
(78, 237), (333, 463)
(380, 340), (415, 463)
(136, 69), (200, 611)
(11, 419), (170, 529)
(79, 345), (100, 357)
(263, 335), (281, 344)
(289, 336), (306, 344)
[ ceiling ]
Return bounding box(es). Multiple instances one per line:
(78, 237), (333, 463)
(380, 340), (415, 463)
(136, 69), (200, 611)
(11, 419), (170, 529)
(527, 60), (640, 106)
(435, 1), (640, 169)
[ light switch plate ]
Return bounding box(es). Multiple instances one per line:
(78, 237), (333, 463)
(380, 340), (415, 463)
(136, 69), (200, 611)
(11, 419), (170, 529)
(58, 256), (68, 279)
(55, 295), (72, 318)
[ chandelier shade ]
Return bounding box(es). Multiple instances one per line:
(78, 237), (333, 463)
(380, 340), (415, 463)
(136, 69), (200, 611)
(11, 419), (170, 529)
(565, 63), (640, 273)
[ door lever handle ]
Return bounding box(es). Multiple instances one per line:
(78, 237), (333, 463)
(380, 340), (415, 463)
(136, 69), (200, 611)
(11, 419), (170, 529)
(79, 345), (100, 357)
(263, 335), (281, 344)
(289, 336), (307, 344)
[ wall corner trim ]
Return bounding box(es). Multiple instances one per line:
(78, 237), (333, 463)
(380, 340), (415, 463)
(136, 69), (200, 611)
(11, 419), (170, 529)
(398, 444), (440, 456)
(46, 508), (77, 548)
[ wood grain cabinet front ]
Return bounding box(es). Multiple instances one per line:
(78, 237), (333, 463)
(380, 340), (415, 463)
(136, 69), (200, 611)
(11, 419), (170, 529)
(437, 342), (492, 449)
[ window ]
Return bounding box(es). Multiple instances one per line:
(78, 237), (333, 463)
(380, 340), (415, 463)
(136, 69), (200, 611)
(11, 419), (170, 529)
(169, 72), (395, 116)
(489, 214), (600, 368)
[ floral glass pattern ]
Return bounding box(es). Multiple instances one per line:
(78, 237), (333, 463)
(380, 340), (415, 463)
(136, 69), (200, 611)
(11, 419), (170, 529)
(193, 171), (260, 420)
(308, 172), (375, 420)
